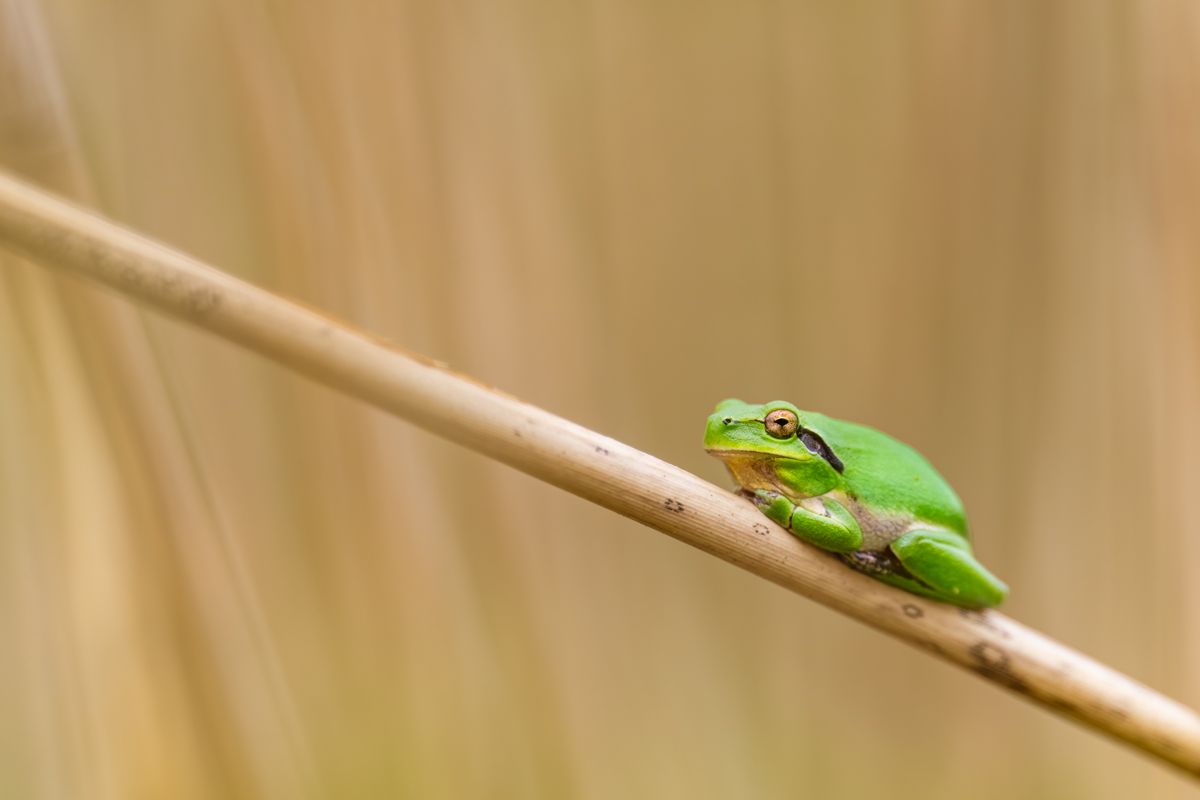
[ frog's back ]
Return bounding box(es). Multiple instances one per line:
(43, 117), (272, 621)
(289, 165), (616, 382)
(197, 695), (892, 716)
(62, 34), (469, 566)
(803, 411), (967, 536)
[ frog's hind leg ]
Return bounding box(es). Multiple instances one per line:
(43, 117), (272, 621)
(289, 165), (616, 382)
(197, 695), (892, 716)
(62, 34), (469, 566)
(839, 550), (948, 602)
(888, 529), (1008, 609)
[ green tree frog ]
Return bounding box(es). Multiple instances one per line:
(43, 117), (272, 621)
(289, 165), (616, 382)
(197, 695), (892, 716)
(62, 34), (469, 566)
(704, 399), (1007, 608)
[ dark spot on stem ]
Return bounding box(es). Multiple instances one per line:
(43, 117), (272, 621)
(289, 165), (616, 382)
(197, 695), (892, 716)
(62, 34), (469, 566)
(184, 286), (221, 316)
(664, 498), (685, 513)
(968, 642), (1028, 693)
(958, 607), (1011, 638)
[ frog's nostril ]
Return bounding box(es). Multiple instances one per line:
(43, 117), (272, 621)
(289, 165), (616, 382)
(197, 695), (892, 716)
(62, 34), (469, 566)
(722, 418), (732, 425)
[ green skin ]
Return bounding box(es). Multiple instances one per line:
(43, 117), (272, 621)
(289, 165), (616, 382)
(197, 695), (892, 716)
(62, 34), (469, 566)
(704, 399), (1007, 608)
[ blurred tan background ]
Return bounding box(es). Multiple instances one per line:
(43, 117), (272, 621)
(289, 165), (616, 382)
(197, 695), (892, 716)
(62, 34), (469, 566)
(2, 1), (1199, 797)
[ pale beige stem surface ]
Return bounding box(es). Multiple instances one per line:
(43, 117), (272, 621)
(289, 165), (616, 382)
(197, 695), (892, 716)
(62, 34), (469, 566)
(0, 169), (1196, 779)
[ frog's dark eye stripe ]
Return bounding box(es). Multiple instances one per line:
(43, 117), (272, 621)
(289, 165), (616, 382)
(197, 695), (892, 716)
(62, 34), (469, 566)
(801, 430), (845, 473)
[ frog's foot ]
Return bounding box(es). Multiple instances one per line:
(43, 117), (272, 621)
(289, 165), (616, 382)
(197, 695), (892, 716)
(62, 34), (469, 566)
(888, 529), (1008, 609)
(748, 489), (863, 553)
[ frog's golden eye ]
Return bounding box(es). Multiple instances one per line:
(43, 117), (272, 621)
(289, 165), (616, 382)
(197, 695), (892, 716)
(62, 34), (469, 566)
(764, 409), (799, 439)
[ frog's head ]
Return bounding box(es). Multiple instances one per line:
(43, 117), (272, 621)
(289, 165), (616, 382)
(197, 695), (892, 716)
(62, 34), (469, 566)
(704, 399), (843, 498)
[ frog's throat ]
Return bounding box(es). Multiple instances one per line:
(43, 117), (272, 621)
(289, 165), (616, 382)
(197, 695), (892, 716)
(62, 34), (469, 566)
(708, 451), (805, 497)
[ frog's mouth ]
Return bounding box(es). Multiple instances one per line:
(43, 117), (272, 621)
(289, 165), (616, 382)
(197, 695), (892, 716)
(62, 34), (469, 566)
(706, 450), (799, 495)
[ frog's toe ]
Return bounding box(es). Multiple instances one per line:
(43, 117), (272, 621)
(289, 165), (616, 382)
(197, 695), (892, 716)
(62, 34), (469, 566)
(748, 489), (794, 527)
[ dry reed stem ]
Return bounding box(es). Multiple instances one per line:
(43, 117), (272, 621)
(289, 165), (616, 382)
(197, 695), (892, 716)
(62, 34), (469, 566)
(0, 169), (1197, 780)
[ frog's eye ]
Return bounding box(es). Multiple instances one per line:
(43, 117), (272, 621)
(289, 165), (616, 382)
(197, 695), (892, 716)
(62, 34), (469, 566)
(764, 409), (799, 439)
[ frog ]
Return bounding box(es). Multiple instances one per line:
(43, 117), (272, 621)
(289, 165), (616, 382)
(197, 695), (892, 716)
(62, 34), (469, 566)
(704, 399), (1007, 608)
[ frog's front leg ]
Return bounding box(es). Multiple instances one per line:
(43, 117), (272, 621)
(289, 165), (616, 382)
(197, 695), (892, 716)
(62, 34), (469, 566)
(750, 490), (863, 553)
(889, 528), (1008, 608)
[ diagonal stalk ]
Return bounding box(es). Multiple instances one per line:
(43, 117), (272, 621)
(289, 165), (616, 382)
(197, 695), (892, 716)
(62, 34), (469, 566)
(0, 169), (1196, 779)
